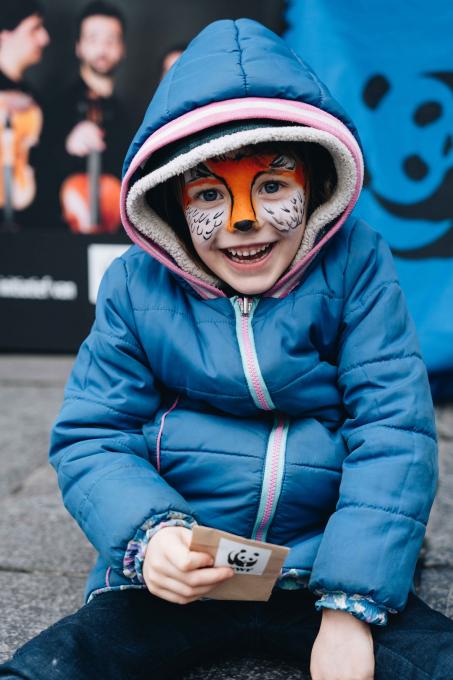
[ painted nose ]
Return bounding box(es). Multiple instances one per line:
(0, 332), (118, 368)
(234, 220), (254, 232)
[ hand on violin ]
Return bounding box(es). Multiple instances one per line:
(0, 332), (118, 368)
(65, 120), (106, 156)
(310, 608), (375, 680)
(143, 526), (234, 604)
(0, 91), (35, 113)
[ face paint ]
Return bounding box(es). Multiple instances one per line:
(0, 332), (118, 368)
(182, 151), (306, 242)
(182, 165), (228, 240)
(254, 154), (306, 233)
(180, 147), (308, 295)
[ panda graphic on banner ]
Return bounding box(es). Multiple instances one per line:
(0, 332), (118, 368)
(362, 71), (453, 259)
(284, 0), (453, 397)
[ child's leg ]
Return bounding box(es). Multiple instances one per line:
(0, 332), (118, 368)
(373, 592), (453, 679)
(0, 589), (258, 680)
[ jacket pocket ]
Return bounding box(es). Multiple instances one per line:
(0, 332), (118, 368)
(143, 396), (180, 472)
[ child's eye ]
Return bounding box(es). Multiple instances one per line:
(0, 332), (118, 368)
(261, 181), (281, 194)
(198, 189), (221, 201)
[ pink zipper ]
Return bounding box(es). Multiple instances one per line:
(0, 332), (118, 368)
(254, 416), (286, 541)
(234, 297), (275, 411)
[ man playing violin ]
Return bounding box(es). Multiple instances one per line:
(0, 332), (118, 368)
(49, 1), (130, 233)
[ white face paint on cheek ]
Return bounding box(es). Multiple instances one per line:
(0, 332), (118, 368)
(256, 187), (306, 233)
(184, 204), (228, 242)
(182, 162), (231, 244)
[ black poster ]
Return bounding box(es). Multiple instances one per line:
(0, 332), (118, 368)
(0, 0), (284, 351)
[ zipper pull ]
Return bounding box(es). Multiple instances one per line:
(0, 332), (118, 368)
(238, 296), (253, 316)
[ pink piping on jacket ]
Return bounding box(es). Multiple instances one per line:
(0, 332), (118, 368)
(255, 416), (286, 541)
(156, 396), (180, 473)
(120, 97), (364, 300)
(105, 566), (111, 587)
(240, 312), (273, 411)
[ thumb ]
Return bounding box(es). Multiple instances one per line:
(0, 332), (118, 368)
(175, 528), (215, 569)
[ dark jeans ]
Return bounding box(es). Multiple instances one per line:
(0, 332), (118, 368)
(1, 588), (453, 679)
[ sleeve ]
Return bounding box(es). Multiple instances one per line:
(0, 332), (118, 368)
(315, 592), (390, 626)
(49, 256), (197, 577)
(308, 220), (438, 613)
(123, 511), (198, 582)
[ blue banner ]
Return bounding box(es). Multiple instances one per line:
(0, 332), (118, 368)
(284, 0), (453, 398)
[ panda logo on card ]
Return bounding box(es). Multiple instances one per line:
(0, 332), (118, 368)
(228, 549), (259, 572)
(214, 538), (272, 575)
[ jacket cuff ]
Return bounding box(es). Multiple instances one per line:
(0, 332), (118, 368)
(123, 511), (197, 583)
(314, 591), (393, 626)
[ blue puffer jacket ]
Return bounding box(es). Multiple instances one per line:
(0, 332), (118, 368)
(49, 19), (437, 616)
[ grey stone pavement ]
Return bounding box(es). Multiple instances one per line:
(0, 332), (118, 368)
(0, 355), (452, 679)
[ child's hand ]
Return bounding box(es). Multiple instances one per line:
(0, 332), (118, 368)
(143, 526), (234, 604)
(310, 608), (375, 680)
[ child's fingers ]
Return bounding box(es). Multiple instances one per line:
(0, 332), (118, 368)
(184, 565), (234, 587)
(149, 584), (203, 606)
(148, 573), (214, 602)
(155, 557), (234, 586)
(165, 541), (214, 572)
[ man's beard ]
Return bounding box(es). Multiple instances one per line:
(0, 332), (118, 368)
(86, 60), (119, 78)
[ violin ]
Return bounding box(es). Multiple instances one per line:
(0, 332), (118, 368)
(0, 91), (43, 228)
(60, 94), (121, 234)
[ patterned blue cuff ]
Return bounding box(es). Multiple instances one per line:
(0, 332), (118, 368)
(315, 591), (391, 626)
(277, 568), (310, 590)
(123, 511), (197, 583)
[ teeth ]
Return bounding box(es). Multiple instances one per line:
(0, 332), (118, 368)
(226, 244), (269, 257)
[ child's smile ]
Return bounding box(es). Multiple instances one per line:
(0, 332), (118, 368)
(181, 149), (308, 294)
(222, 242), (275, 264)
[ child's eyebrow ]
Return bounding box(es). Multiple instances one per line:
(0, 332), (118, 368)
(185, 177), (223, 188)
(257, 168), (294, 175)
(269, 154), (297, 171)
(183, 163), (217, 184)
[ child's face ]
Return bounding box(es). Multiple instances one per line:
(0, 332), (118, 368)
(181, 149), (307, 295)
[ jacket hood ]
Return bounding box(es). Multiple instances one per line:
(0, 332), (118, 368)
(121, 18), (364, 299)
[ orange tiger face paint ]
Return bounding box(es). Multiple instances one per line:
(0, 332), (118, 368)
(181, 146), (308, 295)
(182, 151), (306, 238)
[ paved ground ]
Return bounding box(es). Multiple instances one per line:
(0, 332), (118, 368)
(0, 355), (452, 678)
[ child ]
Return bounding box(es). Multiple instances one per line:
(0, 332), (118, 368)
(2, 18), (453, 680)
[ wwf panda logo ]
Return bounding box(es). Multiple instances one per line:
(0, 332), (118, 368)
(227, 548), (260, 572)
(362, 72), (453, 259)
